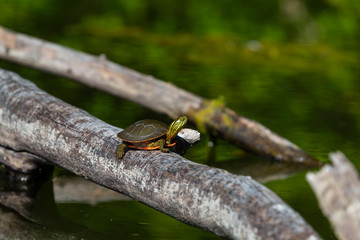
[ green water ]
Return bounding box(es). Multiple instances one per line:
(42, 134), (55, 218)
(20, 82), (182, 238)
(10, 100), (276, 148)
(1, 0), (360, 239)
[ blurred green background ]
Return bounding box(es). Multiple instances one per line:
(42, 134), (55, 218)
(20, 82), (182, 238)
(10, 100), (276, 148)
(1, 0), (360, 239)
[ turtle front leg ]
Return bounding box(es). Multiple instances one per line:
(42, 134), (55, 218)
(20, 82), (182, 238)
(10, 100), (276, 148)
(116, 143), (128, 159)
(153, 138), (169, 153)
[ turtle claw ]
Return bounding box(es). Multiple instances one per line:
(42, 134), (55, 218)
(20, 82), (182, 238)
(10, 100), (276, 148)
(117, 151), (124, 159)
(160, 148), (170, 153)
(116, 144), (127, 159)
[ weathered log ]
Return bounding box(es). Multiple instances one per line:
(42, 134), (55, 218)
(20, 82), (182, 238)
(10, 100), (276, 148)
(0, 26), (319, 165)
(0, 68), (320, 239)
(307, 152), (360, 240)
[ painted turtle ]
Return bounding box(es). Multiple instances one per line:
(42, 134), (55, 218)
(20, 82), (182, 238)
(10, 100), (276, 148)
(116, 116), (188, 159)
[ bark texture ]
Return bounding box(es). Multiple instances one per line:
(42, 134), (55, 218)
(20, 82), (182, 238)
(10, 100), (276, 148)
(0, 26), (319, 165)
(307, 152), (360, 240)
(0, 68), (320, 239)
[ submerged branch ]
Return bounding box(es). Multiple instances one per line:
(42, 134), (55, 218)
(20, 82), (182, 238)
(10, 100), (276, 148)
(0, 68), (320, 239)
(0, 26), (319, 165)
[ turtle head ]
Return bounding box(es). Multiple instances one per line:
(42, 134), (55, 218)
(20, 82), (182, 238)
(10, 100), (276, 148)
(166, 116), (187, 143)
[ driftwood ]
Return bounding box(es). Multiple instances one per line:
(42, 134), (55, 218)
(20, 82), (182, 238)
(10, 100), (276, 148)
(0, 68), (321, 239)
(0, 26), (319, 165)
(307, 152), (360, 240)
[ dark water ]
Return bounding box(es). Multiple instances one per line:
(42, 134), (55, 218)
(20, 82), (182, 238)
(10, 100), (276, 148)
(1, 0), (360, 239)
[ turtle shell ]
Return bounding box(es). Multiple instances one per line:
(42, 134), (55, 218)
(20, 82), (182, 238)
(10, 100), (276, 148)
(117, 119), (168, 142)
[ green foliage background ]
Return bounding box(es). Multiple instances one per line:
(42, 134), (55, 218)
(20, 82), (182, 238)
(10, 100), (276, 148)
(1, 0), (359, 239)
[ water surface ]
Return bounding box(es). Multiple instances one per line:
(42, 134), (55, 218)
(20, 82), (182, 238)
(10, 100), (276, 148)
(1, 1), (360, 239)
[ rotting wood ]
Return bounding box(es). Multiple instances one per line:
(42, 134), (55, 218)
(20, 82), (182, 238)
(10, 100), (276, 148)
(307, 152), (360, 240)
(0, 68), (321, 239)
(0, 26), (320, 165)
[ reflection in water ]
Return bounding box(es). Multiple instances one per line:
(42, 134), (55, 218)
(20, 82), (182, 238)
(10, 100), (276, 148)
(210, 153), (319, 183)
(53, 175), (130, 204)
(0, 164), (54, 222)
(0, 165), (112, 240)
(1, 1), (356, 239)
(0, 165), (220, 240)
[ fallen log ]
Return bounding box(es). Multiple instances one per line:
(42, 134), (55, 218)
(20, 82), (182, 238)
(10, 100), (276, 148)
(307, 152), (360, 240)
(0, 26), (319, 165)
(0, 68), (320, 239)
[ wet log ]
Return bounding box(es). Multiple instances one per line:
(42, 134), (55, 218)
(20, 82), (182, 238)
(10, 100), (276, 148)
(307, 152), (360, 240)
(0, 26), (319, 165)
(0, 68), (320, 239)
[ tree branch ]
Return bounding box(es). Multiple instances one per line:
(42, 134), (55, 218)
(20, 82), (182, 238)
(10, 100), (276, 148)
(0, 26), (319, 165)
(0, 68), (320, 239)
(307, 152), (360, 240)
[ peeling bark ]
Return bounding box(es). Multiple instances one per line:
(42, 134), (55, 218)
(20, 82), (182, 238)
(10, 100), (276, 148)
(0, 68), (321, 239)
(307, 152), (360, 240)
(0, 26), (319, 165)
